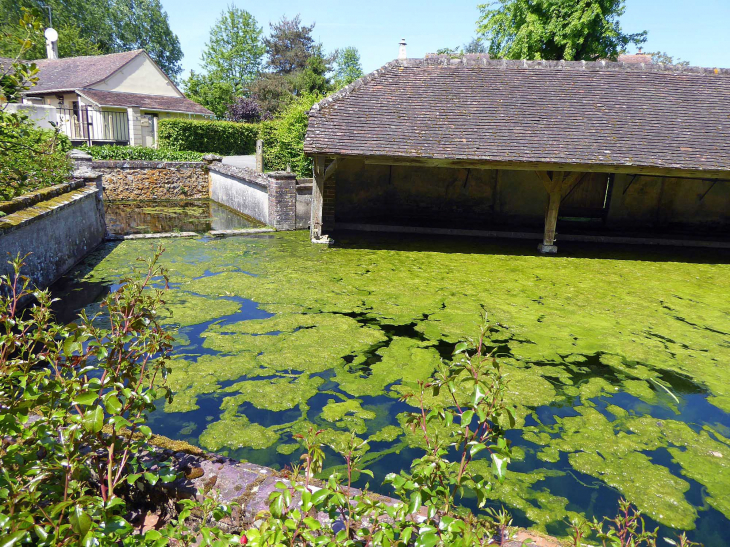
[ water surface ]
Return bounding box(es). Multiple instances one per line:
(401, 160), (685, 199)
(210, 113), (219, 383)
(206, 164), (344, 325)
(104, 200), (262, 236)
(52, 232), (730, 546)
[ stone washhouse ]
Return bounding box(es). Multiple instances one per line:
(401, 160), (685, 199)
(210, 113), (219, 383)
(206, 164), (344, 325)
(304, 53), (730, 252)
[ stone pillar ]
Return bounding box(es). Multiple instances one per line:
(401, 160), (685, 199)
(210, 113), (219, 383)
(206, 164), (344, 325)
(256, 140), (263, 173)
(267, 171), (297, 231)
(67, 148), (93, 174)
(152, 116), (159, 149)
(127, 107), (142, 146)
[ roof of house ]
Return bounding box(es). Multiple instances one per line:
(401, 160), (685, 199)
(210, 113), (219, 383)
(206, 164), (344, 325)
(29, 50), (144, 93)
(78, 88), (213, 116)
(304, 55), (730, 174)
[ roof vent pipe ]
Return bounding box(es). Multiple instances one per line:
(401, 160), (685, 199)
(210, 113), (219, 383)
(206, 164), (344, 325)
(45, 28), (59, 60)
(398, 38), (407, 60)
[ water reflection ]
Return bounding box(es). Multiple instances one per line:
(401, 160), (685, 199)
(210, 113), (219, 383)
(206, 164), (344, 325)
(104, 200), (263, 235)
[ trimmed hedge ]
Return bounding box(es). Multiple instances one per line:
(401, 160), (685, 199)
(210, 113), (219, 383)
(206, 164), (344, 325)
(158, 119), (259, 156)
(79, 145), (205, 162)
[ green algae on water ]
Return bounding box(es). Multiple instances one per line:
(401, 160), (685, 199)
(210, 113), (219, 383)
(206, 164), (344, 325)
(64, 232), (730, 538)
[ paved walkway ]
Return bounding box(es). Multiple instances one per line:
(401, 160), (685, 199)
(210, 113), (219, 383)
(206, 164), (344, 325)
(222, 155), (256, 170)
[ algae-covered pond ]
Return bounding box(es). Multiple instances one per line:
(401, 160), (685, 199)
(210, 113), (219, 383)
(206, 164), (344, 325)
(52, 231), (730, 545)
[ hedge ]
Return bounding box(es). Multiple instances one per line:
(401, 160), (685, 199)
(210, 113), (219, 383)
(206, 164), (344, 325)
(260, 93), (321, 177)
(79, 145), (205, 162)
(158, 119), (259, 156)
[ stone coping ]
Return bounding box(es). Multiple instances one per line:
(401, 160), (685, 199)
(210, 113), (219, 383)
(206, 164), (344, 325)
(92, 160), (206, 169)
(106, 228), (276, 241)
(0, 184), (99, 236)
(0, 179), (87, 216)
(144, 433), (562, 545)
(208, 162), (270, 189)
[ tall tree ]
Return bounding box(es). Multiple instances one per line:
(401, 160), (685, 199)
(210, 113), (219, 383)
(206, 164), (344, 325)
(0, 0), (183, 81)
(476, 0), (647, 61)
(201, 5), (265, 92)
(182, 70), (235, 119)
(333, 47), (363, 87)
(110, 0), (184, 80)
(263, 15), (317, 74)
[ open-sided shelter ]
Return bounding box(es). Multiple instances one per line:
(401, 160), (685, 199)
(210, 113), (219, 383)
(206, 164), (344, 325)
(304, 54), (730, 252)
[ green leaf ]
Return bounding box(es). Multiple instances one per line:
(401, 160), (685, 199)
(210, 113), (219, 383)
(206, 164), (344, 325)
(453, 341), (468, 355)
(415, 532), (439, 547)
(82, 405), (104, 433)
(70, 506), (92, 536)
(0, 531), (26, 547)
(491, 453), (509, 481)
(74, 392), (98, 406)
(105, 395), (122, 415)
(408, 491), (422, 514)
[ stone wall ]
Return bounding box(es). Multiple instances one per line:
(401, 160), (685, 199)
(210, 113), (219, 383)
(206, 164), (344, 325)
(209, 163), (311, 231)
(209, 163), (270, 225)
(0, 172), (105, 290)
(94, 160), (209, 200)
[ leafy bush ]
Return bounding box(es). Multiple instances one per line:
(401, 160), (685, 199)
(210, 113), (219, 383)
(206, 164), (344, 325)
(0, 118), (71, 201)
(260, 92), (320, 177)
(79, 144), (205, 162)
(226, 97), (271, 123)
(0, 252), (239, 545)
(158, 118), (259, 156)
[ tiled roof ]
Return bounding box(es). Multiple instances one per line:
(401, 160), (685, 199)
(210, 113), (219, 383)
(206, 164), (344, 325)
(28, 50), (144, 92)
(78, 89), (213, 116)
(304, 55), (730, 173)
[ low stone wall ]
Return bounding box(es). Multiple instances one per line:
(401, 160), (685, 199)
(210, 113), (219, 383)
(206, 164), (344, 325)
(0, 172), (105, 290)
(94, 160), (209, 200)
(209, 163), (311, 231)
(209, 163), (270, 225)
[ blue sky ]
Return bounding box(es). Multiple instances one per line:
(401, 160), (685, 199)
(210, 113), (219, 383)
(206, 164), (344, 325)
(162, 0), (730, 80)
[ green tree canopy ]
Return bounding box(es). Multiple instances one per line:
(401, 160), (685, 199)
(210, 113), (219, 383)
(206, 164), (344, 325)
(476, 0), (647, 61)
(201, 5), (265, 92)
(333, 46), (363, 87)
(182, 70), (235, 119)
(264, 14), (317, 74)
(0, 0), (183, 80)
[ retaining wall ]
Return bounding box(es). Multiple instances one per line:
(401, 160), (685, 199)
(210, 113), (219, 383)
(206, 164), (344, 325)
(0, 172), (105, 290)
(209, 164), (270, 225)
(94, 160), (209, 200)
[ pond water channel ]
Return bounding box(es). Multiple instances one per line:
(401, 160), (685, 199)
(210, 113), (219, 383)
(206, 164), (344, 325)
(51, 231), (730, 545)
(104, 200), (262, 236)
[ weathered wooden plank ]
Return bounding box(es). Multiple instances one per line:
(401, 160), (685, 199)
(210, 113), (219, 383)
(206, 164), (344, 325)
(360, 155), (730, 181)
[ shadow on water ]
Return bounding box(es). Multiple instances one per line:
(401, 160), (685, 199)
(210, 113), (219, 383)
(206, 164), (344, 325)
(332, 230), (730, 265)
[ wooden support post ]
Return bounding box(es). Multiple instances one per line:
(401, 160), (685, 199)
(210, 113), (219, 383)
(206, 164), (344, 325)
(536, 170), (578, 254)
(311, 155), (325, 241)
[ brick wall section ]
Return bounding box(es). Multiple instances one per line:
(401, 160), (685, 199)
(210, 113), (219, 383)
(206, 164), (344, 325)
(267, 171), (297, 231)
(93, 160), (209, 200)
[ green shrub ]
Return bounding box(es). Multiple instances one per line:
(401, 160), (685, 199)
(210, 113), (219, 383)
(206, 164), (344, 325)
(260, 93), (321, 177)
(0, 252), (240, 545)
(158, 118), (259, 155)
(0, 115), (71, 201)
(78, 144), (205, 162)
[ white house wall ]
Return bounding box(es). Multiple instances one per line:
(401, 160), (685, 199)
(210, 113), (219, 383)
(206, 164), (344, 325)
(92, 54), (181, 97)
